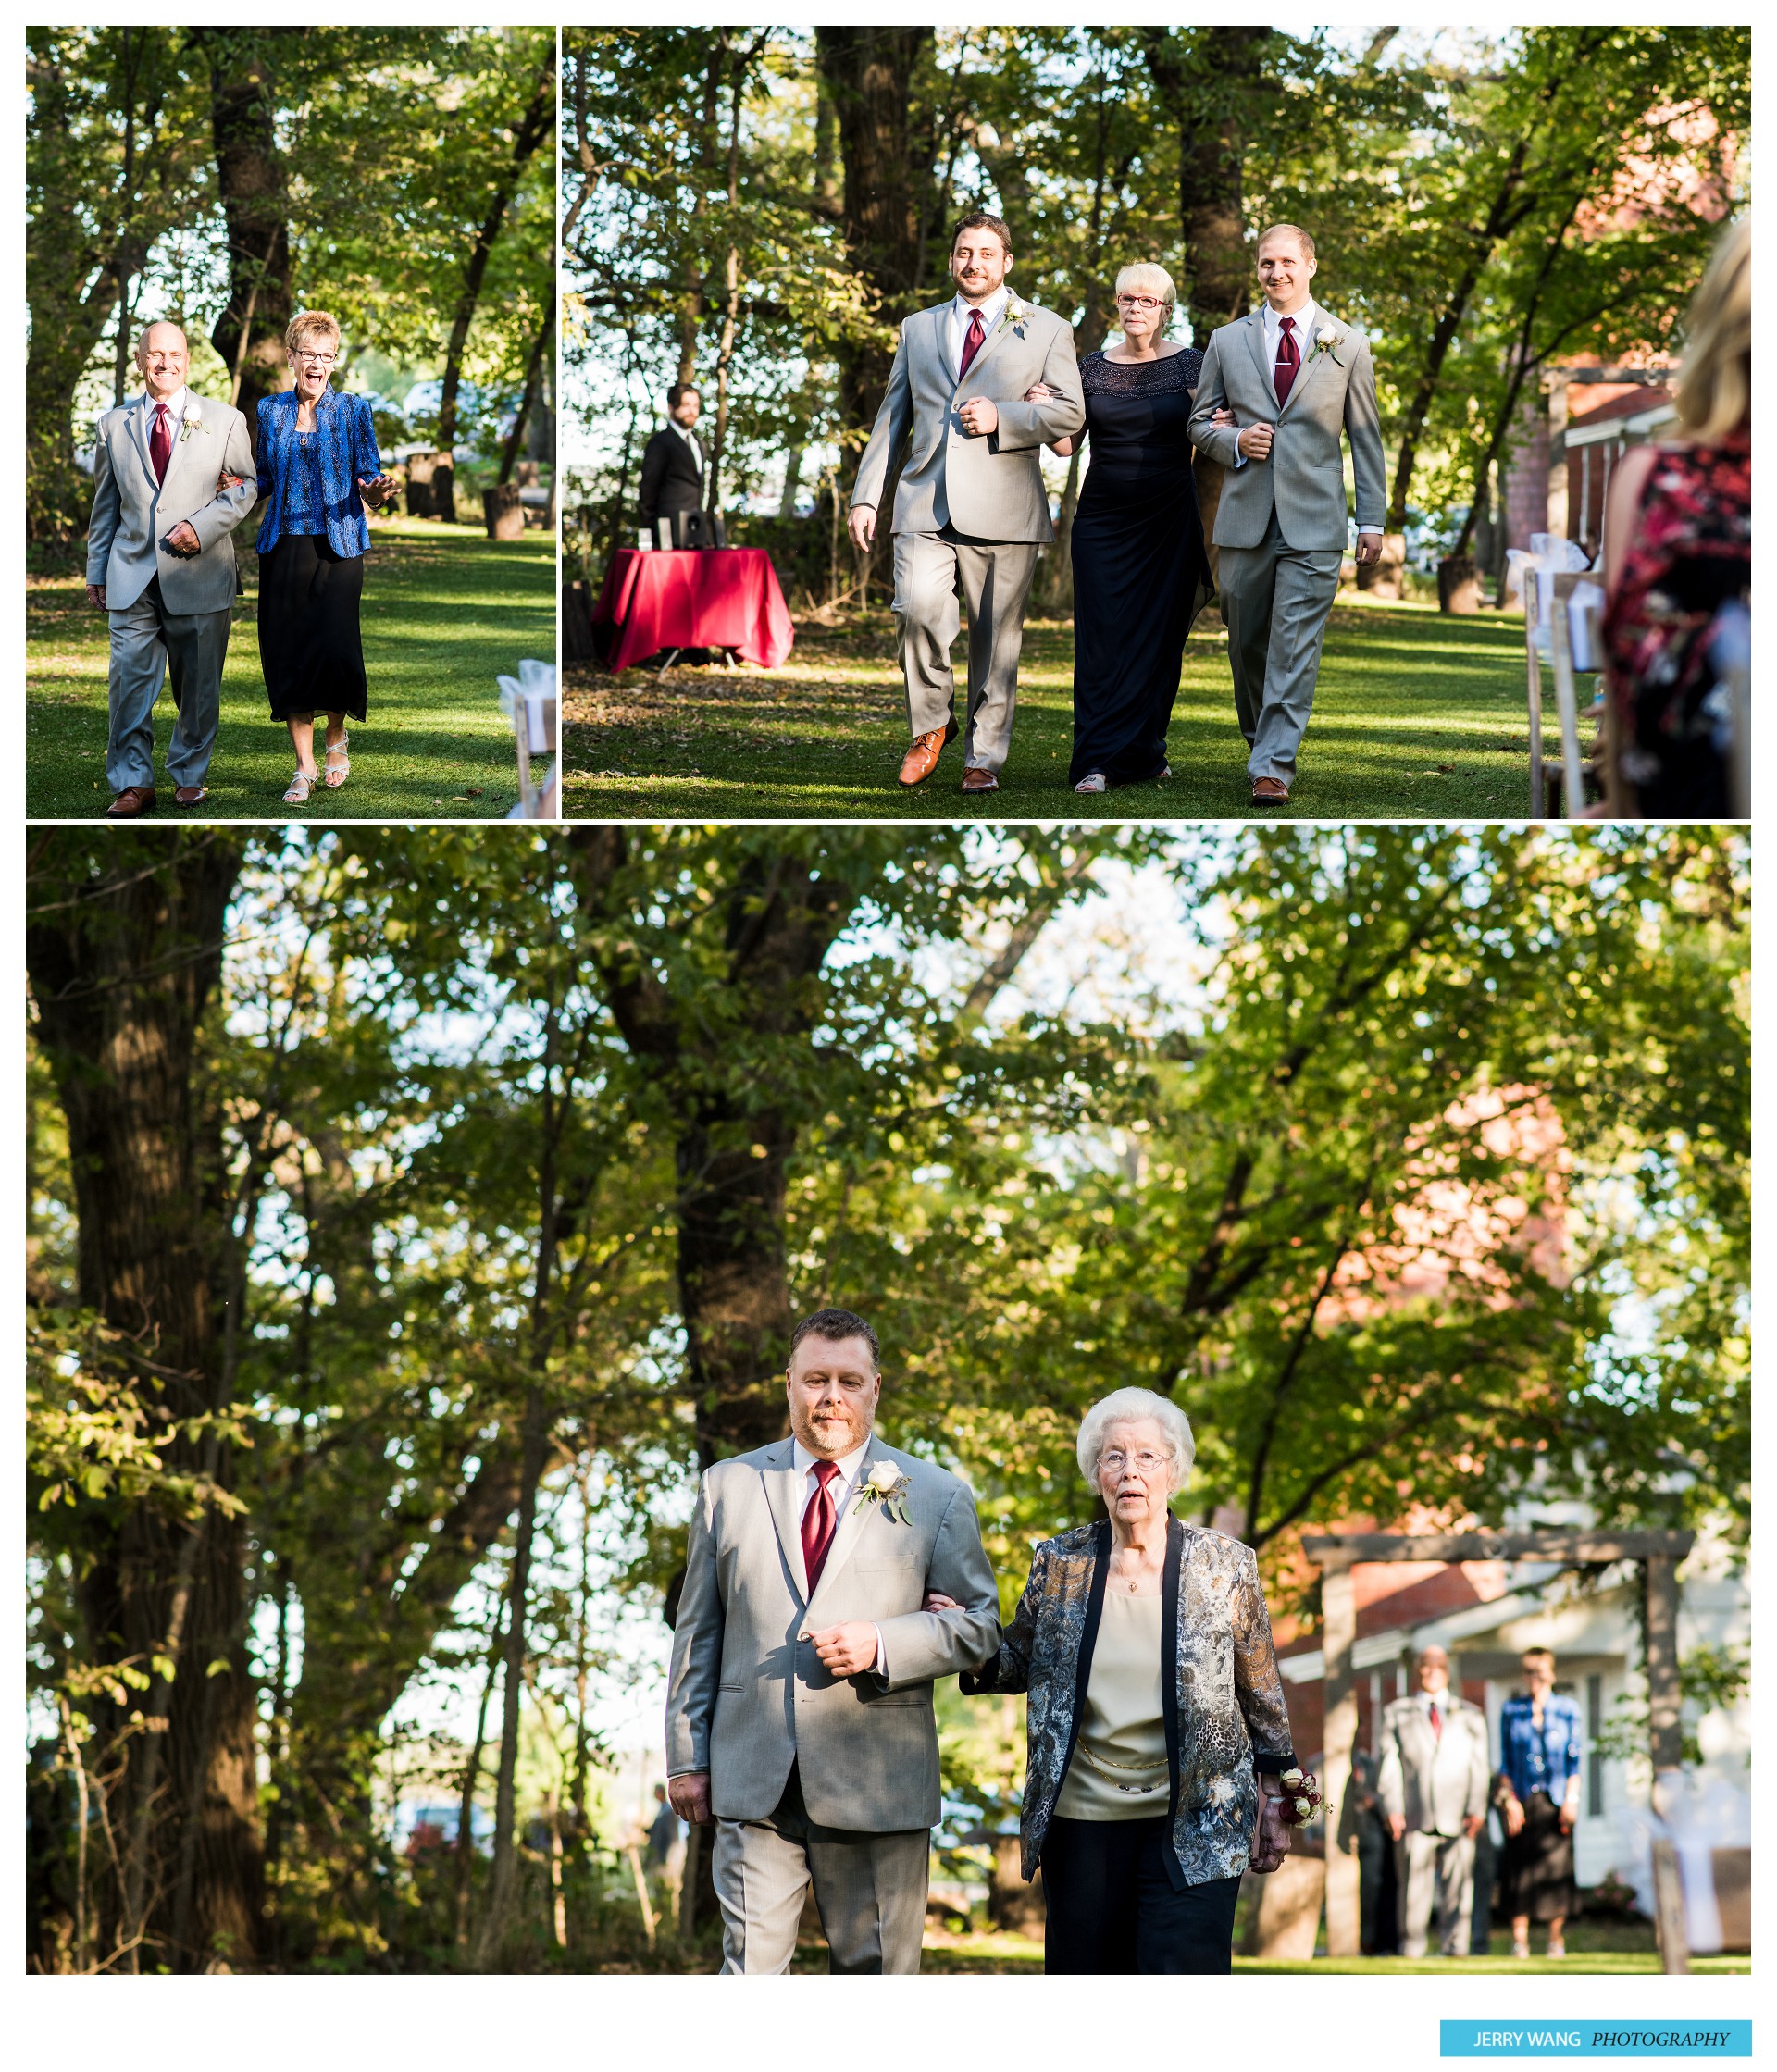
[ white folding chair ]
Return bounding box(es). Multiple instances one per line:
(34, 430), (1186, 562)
(498, 660), (559, 819)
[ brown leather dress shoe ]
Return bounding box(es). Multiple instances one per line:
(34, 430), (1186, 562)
(1251, 776), (1290, 806)
(960, 766), (1000, 793)
(174, 786), (207, 807)
(898, 717), (959, 787)
(106, 785), (157, 818)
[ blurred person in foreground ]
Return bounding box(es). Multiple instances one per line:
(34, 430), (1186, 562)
(254, 309), (401, 804)
(942, 1387), (1295, 1973)
(1602, 215), (1749, 818)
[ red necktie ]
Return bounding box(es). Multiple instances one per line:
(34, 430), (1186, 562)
(802, 1459), (839, 1594)
(1429, 1701), (1442, 1740)
(1274, 316), (1299, 405)
(957, 307), (986, 383)
(150, 403), (173, 484)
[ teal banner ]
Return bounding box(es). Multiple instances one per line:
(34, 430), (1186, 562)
(1441, 2025), (1750, 2058)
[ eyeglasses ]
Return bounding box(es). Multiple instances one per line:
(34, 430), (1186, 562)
(294, 352), (338, 368)
(1116, 294), (1164, 310)
(1100, 1449), (1168, 1476)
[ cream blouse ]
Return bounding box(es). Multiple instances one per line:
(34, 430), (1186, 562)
(1054, 1590), (1170, 1821)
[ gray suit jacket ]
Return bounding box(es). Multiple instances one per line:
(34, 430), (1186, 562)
(1187, 309), (1386, 552)
(86, 392), (257, 614)
(1376, 1693), (1491, 1836)
(851, 300), (1084, 543)
(665, 1434), (1000, 1830)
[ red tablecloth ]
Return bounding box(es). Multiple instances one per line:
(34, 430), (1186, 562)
(590, 548), (794, 671)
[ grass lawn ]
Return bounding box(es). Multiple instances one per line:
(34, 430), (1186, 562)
(27, 517), (554, 822)
(564, 592), (1555, 822)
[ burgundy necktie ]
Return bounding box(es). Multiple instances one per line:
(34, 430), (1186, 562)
(1274, 316), (1300, 406)
(957, 307), (986, 383)
(150, 403), (173, 484)
(1429, 1701), (1442, 1740)
(802, 1459), (839, 1594)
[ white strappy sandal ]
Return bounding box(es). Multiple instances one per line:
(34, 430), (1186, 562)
(283, 768), (317, 805)
(324, 734), (351, 789)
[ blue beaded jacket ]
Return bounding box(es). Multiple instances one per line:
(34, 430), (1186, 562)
(962, 1516), (1296, 1889)
(255, 389), (383, 558)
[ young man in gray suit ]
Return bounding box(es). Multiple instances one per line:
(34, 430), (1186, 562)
(665, 1307), (1000, 1973)
(1187, 224), (1386, 807)
(849, 213), (1084, 795)
(1376, 1644), (1492, 1957)
(85, 321), (257, 816)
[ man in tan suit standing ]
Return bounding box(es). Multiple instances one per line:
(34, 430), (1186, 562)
(849, 213), (1084, 795)
(665, 1308), (999, 1973)
(1376, 1644), (1491, 1957)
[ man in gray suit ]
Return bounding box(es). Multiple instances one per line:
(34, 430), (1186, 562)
(1376, 1644), (1491, 1957)
(849, 213), (1084, 795)
(85, 321), (256, 815)
(1187, 224), (1386, 807)
(665, 1307), (999, 1973)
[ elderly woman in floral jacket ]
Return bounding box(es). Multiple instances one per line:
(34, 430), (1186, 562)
(936, 1387), (1296, 1973)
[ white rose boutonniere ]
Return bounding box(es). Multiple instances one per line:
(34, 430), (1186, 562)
(1313, 322), (1348, 363)
(853, 1459), (913, 1523)
(178, 402), (207, 444)
(998, 296), (1029, 336)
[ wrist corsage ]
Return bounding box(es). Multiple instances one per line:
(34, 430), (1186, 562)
(1275, 1768), (1323, 1825)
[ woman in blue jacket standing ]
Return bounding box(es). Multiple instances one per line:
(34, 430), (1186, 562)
(255, 310), (401, 803)
(1494, 1645), (1584, 1958)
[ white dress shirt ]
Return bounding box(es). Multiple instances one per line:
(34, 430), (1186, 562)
(1236, 298), (1379, 533)
(143, 385), (192, 432)
(792, 1436), (885, 1671)
(947, 284), (1010, 380)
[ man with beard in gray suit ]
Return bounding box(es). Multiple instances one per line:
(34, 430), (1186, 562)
(1187, 224), (1386, 808)
(665, 1308), (999, 1973)
(850, 213), (1084, 796)
(85, 321), (256, 815)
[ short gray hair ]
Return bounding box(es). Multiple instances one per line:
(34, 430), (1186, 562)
(1076, 1387), (1196, 1495)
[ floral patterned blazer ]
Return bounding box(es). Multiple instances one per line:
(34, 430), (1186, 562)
(255, 388), (383, 559)
(962, 1516), (1296, 1887)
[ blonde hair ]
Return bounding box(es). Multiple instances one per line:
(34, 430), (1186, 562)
(285, 309), (342, 356)
(1114, 262), (1177, 328)
(1075, 1387), (1196, 1496)
(1257, 222), (1317, 263)
(1674, 216), (1749, 444)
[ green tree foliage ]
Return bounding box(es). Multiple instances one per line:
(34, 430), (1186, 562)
(26, 825), (1746, 1970)
(26, 26), (555, 542)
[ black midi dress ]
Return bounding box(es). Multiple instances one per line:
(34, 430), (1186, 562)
(1067, 348), (1215, 788)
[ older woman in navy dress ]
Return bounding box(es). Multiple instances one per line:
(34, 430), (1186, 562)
(1028, 264), (1220, 793)
(255, 310), (400, 804)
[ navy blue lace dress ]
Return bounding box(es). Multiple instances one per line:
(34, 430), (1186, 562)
(1067, 348), (1215, 787)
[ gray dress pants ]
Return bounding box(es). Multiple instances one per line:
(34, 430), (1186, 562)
(712, 1764), (930, 1974)
(1396, 1828), (1477, 1957)
(892, 527), (1040, 775)
(1216, 509), (1343, 786)
(106, 578), (232, 790)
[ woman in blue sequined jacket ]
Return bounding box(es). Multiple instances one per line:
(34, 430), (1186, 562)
(254, 310), (400, 804)
(934, 1387), (1297, 1973)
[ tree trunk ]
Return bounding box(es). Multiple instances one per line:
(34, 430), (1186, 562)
(499, 302), (553, 486)
(816, 27), (932, 586)
(25, 830), (259, 1974)
(436, 45), (556, 525)
(200, 29), (296, 432)
(1142, 28), (1268, 342)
